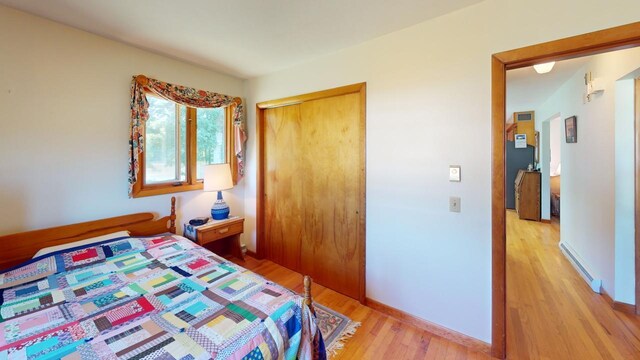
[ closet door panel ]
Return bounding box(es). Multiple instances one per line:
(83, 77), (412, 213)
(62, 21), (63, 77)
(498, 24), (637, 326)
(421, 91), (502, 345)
(264, 105), (304, 272)
(299, 93), (362, 299)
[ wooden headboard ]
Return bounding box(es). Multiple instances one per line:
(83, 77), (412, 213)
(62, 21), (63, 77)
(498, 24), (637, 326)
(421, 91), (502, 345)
(0, 197), (176, 271)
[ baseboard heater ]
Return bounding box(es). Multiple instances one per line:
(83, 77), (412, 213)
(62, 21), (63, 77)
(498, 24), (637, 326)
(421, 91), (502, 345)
(559, 242), (602, 293)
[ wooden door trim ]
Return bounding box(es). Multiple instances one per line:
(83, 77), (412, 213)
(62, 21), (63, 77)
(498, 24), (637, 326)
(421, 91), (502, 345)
(492, 21), (640, 359)
(635, 78), (640, 316)
(256, 83), (367, 303)
(255, 83), (365, 109)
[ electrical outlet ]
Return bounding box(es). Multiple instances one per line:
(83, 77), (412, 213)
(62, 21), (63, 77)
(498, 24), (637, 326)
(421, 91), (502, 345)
(449, 196), (461, 213)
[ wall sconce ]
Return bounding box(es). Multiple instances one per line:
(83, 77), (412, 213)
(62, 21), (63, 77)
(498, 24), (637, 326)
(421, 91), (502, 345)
(584, 71), (604, 103)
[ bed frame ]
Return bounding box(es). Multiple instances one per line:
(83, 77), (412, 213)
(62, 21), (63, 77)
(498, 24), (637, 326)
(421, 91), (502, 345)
(0, 197), (177, 270)
(0, 196), (315, 310)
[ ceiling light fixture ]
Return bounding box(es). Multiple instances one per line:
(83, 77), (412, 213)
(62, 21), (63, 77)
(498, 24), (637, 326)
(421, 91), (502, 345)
(533, 61), (556, 74)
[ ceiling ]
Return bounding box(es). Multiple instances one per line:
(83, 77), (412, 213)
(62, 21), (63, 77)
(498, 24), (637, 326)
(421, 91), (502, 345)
(506, 56), (591, 119)
(0, 0), (485, 79)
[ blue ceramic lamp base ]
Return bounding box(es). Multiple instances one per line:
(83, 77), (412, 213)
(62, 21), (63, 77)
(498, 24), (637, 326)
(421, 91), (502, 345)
(211, 190), (230, 220)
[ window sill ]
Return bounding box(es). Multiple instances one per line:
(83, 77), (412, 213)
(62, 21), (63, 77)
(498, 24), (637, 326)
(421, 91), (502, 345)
(132, 182), (204, 198)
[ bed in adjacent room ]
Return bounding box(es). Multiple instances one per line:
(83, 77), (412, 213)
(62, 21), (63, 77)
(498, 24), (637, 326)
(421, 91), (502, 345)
(0, 197), (325, 360)
(550, 175), (560, 218)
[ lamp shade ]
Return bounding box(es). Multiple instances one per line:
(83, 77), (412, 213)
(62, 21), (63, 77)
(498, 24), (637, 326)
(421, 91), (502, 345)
(533, 61), (555, 74)
(203, 164), (233, 192)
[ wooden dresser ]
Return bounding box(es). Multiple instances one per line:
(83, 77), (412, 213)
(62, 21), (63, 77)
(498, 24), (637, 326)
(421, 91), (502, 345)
(515, 170), (540, 221)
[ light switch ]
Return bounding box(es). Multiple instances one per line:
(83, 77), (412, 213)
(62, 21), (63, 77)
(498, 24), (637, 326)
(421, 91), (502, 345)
(449, 166), (461, 182)
(449, 196), (461, 213)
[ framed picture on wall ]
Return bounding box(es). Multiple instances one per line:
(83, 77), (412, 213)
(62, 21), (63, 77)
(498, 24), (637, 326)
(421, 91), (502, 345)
(514, 134), (527, 148)
(565, 116), (577, 143)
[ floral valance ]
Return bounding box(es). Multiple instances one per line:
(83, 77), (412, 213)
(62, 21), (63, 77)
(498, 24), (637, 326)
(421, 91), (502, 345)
(129, 75), (247, 197)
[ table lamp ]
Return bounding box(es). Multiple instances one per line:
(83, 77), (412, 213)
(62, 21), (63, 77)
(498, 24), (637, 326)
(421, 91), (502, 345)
(204, 163), (233, 220)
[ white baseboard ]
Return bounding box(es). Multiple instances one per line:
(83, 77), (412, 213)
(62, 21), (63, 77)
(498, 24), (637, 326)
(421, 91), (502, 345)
(559, 241), (602, 293)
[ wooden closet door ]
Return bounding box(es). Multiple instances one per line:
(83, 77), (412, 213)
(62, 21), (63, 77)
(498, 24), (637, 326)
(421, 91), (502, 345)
(264, 105), (304, 271)
(263, 90), (363, 300)
(299, 93), (362, 300)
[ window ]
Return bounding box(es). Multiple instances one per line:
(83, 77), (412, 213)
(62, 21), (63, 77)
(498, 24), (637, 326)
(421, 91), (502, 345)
(132, 94), (231, 197)
(144, 96), (187, 184)
(195, 107), (227, 179)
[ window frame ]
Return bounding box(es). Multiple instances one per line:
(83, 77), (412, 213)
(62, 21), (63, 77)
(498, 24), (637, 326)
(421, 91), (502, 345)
(132, 96), (237, 198)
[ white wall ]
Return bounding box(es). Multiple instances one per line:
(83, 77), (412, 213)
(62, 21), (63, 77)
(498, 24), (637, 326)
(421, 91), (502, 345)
(0, 6), (245, 239)
(534, 47), (640, 300)
(244, 0), (640, 343)
(539, 116), (551, 219)
(615, 74), (638, 304)
(550, 116), (562, 176)
(536, 114), (561, 220)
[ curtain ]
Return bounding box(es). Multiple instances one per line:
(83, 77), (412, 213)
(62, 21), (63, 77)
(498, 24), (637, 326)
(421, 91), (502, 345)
(129, 75), (247, 197)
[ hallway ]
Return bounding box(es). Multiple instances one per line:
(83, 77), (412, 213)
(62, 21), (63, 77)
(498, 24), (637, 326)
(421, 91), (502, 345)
(506, 211), (640, 359)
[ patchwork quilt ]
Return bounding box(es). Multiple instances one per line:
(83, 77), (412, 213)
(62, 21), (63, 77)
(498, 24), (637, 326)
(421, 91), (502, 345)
(0, 234), (326, 360)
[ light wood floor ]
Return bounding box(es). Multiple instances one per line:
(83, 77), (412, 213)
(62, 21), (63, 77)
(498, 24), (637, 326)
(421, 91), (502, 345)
(506, 210), (640, 359)
(242, 256), (492, 359)
(239, 211), (640, 359)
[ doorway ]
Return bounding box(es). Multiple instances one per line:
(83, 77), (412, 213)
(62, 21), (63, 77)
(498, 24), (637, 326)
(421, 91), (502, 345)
(491, 22), (640, 359)
(256, 83), (366, 302)
(547, 115), (562, 220)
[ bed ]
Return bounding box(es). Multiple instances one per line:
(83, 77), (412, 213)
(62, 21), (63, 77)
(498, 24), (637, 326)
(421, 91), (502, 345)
(0, 197), (325, 360)
(550, 175), (560, 217)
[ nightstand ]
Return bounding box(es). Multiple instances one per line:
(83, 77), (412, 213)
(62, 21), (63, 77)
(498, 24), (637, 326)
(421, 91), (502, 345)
(183, 216), (245, 261)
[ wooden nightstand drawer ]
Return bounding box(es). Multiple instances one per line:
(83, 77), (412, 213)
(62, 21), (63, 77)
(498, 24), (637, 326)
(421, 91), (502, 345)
(199, 221), (243, 244)
(184, 217), (245, 261)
